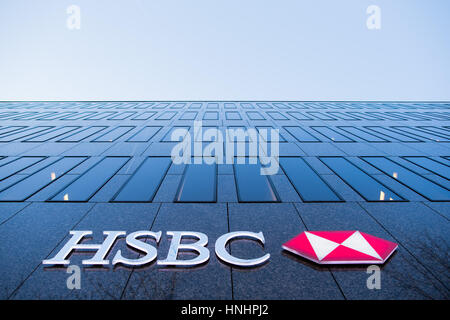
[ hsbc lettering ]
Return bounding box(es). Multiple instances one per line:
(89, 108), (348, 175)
(43, 230), (270, 268)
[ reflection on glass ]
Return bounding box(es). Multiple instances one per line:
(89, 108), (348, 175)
(310, 126), (353, 142)
(93, 126), (134, 142)
(393, 126), (449, 142)
(362, 157), (450, 201)
(0, 157), (86, 202)
(112, 157), (171, 202)
(338, 126), (387, 142)
(403, 157), (450, 180)
(127, 126), (162, 142)
(0, 126), (53, 142)
(234, 162), (279, 202)
(175, 162), (217, 202)
(58, 126), (107, 142)
(284, 126), (319, 142)
(320, 157), (404, 202)
(0, 157), (44, 181)
(280, 158), (341, 202)
(50, 157), (129, 202)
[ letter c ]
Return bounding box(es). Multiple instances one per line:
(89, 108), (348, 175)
(215, 231), (270, 267)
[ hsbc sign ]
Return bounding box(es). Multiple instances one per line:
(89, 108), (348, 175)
(43, 231), (271, 268)
(43, 230), (397, 268)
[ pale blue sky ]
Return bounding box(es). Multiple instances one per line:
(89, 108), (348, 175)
(0, 0), (449, 101)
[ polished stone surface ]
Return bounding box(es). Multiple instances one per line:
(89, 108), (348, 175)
(0, 101), (449, 300)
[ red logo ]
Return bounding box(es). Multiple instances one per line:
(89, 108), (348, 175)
(282, 231), (397, 264)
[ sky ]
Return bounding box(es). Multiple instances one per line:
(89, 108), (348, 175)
(0, 0), (449, 101)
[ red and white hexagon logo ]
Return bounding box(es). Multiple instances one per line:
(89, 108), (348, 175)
(282, 231), (397, 264)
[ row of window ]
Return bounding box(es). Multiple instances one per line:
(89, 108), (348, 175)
(1, 125), (448, 143)
(2, 110), (449, 122)
(0, 156), (448, 202)
(1, 102), (449, 111)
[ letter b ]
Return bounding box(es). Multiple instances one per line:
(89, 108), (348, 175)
(158, 231), (210, 266)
